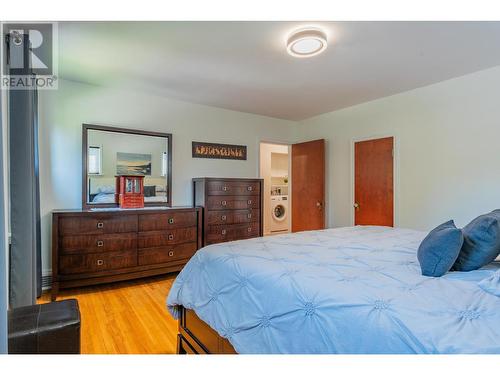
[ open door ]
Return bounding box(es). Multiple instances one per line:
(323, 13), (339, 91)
(291, 139), (325, 232)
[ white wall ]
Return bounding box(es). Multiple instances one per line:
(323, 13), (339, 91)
(271, 152), (288, 179)
(38, 79), (296, 276)
(298, 65), (500, 231)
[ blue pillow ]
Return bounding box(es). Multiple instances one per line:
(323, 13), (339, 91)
(417, 220), (464, 277)
(453, 211), (500, 272)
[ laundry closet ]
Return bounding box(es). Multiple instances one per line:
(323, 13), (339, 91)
(259, 143), (291, 235)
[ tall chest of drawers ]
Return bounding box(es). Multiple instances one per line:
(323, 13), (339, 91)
(193, 178), (263, 245)
(51, 207), (202, 300)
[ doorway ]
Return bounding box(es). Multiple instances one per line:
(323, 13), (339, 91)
(259, 143), (291, 235)
(259, 139), (326, 235)
(353, 136), (394, 226)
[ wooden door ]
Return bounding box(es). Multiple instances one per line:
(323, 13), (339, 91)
(354, 137), (394, 226)
(291, 139), (325, 232)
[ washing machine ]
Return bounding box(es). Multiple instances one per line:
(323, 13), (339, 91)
(270, 195), (289, 233)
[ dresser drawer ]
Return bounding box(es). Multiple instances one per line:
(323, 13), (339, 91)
(138, 242), (197, 266)
(59, 250), (137, 275)
(206, 223), (260, 244)
(60, 233), (137, 255)
(138, 211), (197, 231)
(207, 209), (259, 225)
(59, 215), (137, 235)
(206, 195), (260, 210)
(138, 227), (197, 248)
(206, 180), (260, 196)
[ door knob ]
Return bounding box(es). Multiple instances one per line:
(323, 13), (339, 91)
(316, 201), (323, 209)
(354, 202), (360, 210)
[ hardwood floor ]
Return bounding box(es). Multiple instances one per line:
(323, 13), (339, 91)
(38, 274), (179, 354)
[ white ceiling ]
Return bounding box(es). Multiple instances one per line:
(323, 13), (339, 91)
(59, 21), (500, 121)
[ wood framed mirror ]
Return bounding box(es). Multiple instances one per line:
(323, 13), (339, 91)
(82, 124), (172, 209)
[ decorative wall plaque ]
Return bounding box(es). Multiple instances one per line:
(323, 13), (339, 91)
(192, 141), (247, 160)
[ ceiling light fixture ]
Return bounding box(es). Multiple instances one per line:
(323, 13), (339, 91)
(286, 27), (327, 58)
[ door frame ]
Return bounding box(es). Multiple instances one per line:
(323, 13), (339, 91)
(350, 134), (399, 227)
(257, 139), (292, 234)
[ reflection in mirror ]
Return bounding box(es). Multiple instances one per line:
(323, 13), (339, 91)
(86, 129), (169, 205)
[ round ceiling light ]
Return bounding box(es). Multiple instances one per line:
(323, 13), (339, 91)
(286, 27), (327, 58)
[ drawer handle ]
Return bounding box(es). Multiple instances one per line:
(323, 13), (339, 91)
(247, 213), (252, 219)
(223, 186), (228, 191)
(168, 234), (174, 241)
(97, 240), (104, 247)
(97, 259), (104, 266)
(168, 218), (174, 224)
(168, 250), (174, 257)
(247, 227), (252, 232)
(247, 186), (253, 191)
(247, 200), (252, 205)
(221, 200), (227, 206)
(221, 229), (227, 235)
(221, 215), (227, 221)
(97, 222), (104, 229)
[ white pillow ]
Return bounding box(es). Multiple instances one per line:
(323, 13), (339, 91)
(98, 185), (115, 194)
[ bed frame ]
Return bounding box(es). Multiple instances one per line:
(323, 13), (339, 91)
(177, 306), (237, 354)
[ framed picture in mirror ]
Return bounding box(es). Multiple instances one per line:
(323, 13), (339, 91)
(82, 124), (172, 209)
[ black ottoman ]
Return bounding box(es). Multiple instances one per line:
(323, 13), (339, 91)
(8, 299), (81, 354)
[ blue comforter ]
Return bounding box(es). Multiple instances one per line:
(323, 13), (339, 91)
(167, 226), (500, 353)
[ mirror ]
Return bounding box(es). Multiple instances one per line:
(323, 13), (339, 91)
(82, 124), (172, 209)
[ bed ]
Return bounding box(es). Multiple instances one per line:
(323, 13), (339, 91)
(89, 182), (168, 203)
(167, 226), (500, 354)
(91, 192), (167, 203)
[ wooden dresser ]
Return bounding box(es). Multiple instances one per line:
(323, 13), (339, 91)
(51, 207), (202, 300)
(193, 178), (263, 246)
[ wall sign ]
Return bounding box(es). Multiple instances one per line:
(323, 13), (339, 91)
(192, 141), (247, 160)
